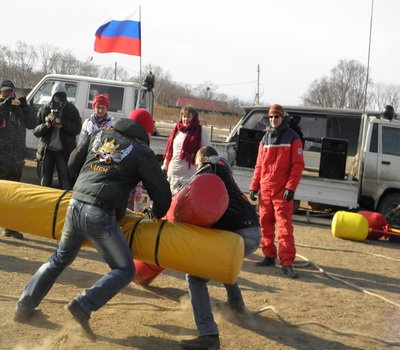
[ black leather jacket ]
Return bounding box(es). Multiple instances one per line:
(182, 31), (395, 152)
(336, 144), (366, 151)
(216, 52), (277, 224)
(196, 156), (259, 231)
(69, 118), (172, 219)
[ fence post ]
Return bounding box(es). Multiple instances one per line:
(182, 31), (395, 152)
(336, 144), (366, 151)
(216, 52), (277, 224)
(210, 125), (214, 141)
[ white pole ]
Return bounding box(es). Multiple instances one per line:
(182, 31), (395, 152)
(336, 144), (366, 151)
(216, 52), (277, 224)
(363, 0), (374, 113)
(139, 4), (142, 80)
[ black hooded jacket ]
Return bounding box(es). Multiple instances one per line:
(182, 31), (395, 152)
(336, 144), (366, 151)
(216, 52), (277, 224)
(68, 118), (171, 219)
(34, 101), (82, 161)
(196, 156), (259, 231)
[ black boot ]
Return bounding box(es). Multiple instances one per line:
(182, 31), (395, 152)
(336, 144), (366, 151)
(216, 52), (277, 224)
(282, 265), (298, 279)
(255, 257), (275, 266)
(179, 335), (220, 349)
(67, 299), (96, 341)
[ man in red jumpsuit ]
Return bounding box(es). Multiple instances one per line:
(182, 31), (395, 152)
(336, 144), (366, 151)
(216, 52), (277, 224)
(249, 104), (304, 278)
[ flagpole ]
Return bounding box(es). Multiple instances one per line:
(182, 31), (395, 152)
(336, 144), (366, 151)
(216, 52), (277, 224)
(363, 0), (374, 113)
(139, 4), (142, 81)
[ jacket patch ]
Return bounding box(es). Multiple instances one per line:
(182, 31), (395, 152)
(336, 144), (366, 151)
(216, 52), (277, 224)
(92, 131), (133, 164)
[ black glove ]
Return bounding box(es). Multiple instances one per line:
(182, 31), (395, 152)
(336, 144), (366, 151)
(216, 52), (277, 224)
(249, 190), (258, 201)
(283, 189), (294, 201)
(18, 96), (28, 108)
(2, 96), (14, 106)
(142, 207), (155, 219)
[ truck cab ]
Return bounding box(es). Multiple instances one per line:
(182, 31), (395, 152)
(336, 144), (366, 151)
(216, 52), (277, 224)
(359, 115), (400, 215)
(25, 73), (154, 154)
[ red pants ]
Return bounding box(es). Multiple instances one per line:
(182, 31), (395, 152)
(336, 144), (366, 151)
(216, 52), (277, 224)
(258, 189), (296, 266)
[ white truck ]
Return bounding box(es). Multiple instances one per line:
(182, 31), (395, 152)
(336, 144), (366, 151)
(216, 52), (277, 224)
(220, 105), (400, 219)
(25, 73), (155, 157)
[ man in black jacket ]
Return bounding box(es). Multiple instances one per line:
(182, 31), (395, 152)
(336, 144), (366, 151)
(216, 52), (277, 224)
(0, 79), (36, 239)
(180, 146), (261, 350)
(34, 82), (81, 190)
(15, 109), (172, 341)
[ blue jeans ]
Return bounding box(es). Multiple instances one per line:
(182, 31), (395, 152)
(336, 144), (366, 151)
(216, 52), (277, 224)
(16, 199), (135, 315)
(187, 226), (261, 335)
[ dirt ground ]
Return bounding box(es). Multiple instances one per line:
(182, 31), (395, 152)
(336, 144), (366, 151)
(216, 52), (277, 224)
(0, 163), (400, 350)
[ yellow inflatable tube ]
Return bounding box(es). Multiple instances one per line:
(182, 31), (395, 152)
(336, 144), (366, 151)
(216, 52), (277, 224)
(0, 180), (244, 284)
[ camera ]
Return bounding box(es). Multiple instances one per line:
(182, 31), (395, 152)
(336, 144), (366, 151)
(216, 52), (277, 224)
(49, 102), (62, 126)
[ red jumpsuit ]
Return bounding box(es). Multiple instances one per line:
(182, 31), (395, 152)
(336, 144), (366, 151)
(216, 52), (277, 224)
(250, 126), (304, 266)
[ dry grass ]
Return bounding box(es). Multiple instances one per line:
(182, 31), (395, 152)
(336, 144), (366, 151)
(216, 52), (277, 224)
(154, 105), (242, 130)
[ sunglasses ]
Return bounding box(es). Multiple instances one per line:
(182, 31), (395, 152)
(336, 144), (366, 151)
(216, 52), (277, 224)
(269, 115), (281, 119)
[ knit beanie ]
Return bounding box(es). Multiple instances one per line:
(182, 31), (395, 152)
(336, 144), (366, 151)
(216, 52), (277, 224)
(92, 94), (110, 110)
(128, 108), (154, 134)
(269, 104), (285, 119)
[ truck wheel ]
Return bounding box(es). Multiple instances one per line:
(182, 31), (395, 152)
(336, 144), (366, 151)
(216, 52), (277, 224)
(377, 193), (400, 219)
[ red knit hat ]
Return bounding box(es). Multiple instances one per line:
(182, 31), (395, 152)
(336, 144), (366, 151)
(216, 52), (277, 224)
(128, 108), (154, 133)
(269, 104), (285, 119)
(92, 94), (110, 110)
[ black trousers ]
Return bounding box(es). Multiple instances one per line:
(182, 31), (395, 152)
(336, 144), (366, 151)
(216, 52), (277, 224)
(40, 150), (71, 190)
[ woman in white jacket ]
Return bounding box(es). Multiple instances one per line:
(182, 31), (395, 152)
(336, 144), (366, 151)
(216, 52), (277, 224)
(162, 105), (210, 195)
(78, 94), (113, 145)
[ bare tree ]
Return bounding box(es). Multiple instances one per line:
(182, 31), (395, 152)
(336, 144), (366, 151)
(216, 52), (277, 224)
(142, 65), (192, 106)
(77, 58), (99, 77)
(0, 45), (12, 79)
(193, 81), (218, 100)
(303, 59), (370, 109)
(9, 41), (38, 88)
(369, 82), (400, 112)
(38, 44), (59, 74)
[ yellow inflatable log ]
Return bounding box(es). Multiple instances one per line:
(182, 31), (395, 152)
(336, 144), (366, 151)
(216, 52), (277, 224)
(331, 211), (369, 241)
(0, 180), (244, 284)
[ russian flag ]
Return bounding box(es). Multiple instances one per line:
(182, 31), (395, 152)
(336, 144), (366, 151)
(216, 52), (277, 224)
(94, 9), (141, 56)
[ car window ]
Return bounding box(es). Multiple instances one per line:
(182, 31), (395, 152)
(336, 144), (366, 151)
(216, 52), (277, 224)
(242, 111), (269, 131)
(32, 80), (77, 113)
(87, 84), (124, 112)
(382, 126), (400, 156)
(369, 123), (378, 153)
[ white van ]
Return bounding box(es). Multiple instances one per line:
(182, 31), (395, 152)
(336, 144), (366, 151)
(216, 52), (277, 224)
(26, 73), (154, 153)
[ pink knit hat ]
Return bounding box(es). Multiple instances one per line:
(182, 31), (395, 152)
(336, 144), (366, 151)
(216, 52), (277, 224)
(92, 94), (110, 110)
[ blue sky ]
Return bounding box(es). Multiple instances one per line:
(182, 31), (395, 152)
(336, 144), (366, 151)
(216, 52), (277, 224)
(4, 0), (400, 105)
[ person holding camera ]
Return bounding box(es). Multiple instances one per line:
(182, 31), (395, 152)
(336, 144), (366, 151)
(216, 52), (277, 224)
(33, 82), (81, 190)
(0, 79), (36, 239)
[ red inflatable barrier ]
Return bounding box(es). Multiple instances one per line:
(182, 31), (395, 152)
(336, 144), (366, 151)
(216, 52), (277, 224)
(134, 173), (229, 285)
(358, 211), (387, 240)
(165, 173), (229, 226)
(133, 260), (165, 285)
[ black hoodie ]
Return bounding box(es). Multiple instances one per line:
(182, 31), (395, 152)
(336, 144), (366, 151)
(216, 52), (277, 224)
(68, 118), (171, 219)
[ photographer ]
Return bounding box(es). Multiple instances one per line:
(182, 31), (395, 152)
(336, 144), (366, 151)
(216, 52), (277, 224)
(0, 79), (36, 239)
(33, 82), (81, 190)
